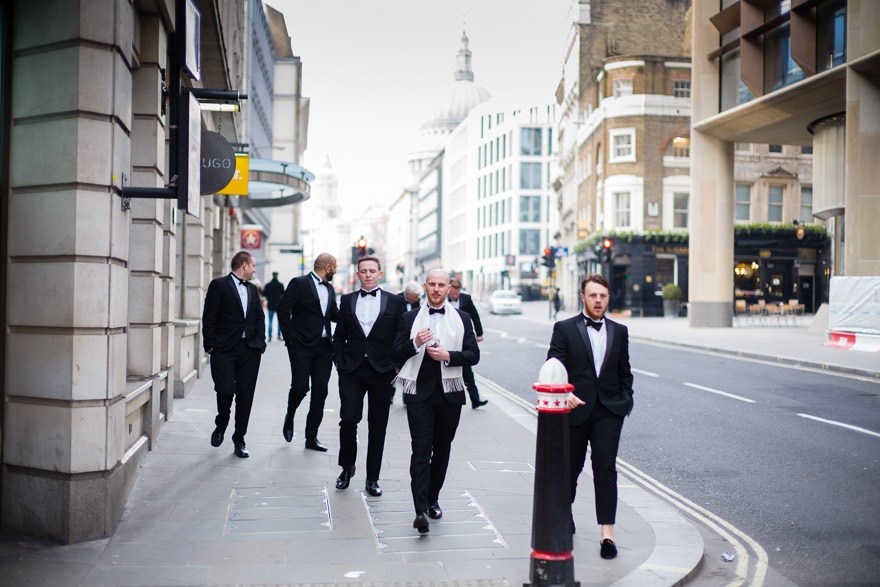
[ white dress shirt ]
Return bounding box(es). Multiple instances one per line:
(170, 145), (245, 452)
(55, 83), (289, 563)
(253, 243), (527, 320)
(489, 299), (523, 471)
(231, 273), (248, 338)
(356, 289), (380, 336)
(310, 271), (330, 337)
(583, 313), (607, 377)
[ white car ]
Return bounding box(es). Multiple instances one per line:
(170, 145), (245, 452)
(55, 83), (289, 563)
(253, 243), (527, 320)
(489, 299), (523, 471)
(488, 289), (523, 315)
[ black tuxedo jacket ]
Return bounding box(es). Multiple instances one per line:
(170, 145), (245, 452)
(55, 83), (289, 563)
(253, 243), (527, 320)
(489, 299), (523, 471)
(333, 289), (406, 374)
(547, 314), (634, 425)
(398, 292), (421, 312)
(391, 308), (480, 405)
(202, 274), (267, 353)
(278, 273), (338, 347)
(454, 292), (483, 337)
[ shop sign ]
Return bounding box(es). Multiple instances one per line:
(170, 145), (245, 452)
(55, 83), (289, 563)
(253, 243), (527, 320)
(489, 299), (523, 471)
(240, 226), (262, 250)
(200, 131), (236, 194)
(649, 245), (688, 254)
(217, 153), (250, 196)
(759, 250), (772, 258)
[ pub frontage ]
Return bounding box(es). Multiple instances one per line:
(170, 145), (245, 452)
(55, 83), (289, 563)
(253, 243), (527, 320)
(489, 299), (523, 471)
(576, 225), (829, 317)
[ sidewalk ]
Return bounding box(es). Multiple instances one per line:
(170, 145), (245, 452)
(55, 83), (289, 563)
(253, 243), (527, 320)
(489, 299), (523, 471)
(0, 340), (703, 587)
(518, 300), (879, 381)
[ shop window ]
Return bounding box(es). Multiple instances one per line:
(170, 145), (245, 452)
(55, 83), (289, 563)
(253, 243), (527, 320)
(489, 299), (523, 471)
(734, 260), (761, 299)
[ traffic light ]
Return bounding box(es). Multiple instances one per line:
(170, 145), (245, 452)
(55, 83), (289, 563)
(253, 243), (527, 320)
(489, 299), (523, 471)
(602, 238), (613, 264)
(351, 236), (368, 265)
(542, 247), (556, 268)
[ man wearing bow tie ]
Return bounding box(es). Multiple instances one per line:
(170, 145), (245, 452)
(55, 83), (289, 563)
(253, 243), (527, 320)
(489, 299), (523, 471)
(278, 253), (338, 451)
(202, 251), (267, 459)
(332, 256), (406, 497)
(546, 273), (634, 560)
(392, 269), (480, 534)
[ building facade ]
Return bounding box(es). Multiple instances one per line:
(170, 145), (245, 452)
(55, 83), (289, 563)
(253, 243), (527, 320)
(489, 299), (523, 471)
(690, 0), (879, 326)
(0, 0), (309, 543)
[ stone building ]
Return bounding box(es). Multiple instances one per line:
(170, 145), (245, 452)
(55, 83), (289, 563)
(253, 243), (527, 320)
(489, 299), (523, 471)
(0, 0), (308, 543)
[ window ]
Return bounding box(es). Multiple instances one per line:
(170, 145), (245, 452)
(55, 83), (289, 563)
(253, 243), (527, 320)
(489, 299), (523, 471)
(521, 127), (542, 156)
(520, 162), (541, 189)
(519, 228), (540, 255)
(817, 0), (846, 71)
(735, 184), (751, 221)
(800, 186), (813, 223)
(768, 185), (784, 222)
(801, 145), (813, 155)
(612, 78), (633, 98)
(672, 136), (690, 158)
(520, 195), (541, 222)
(673, 192), (689, 229)
(614, 192), (631, 227)
(769, 144), (783, 154)
(765, 21), (805, 92)
(735, 142), (752, 152)
(609, 128), (636, 162)
(673, 80), (691, 98)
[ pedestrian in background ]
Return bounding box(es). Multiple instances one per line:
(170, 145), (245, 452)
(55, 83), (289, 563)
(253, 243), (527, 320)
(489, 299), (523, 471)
(278, 253), (338, 451)
(552, 288), (562, 318)
(447, 278), (488, 409)
(201, 251), (267, 459)
(400, 281), (422, 311)
(333, 255), (405, 497)
(392, 269), (480, 534)
(546, 273), (634, 560)
(263, 271), (284, 341)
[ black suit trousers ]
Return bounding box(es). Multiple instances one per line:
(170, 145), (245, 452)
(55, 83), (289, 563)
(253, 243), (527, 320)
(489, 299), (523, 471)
(210, 339), (262, 444)
(462, 364), (482, 405)
(405, 384), (463, 515)
(286, 338), (333, 440)
(569, 401), (625, 525)
(337, 362), (395, 480)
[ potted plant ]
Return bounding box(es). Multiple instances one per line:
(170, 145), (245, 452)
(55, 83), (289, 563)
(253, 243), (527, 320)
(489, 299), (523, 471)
(661, 283), (683, 318)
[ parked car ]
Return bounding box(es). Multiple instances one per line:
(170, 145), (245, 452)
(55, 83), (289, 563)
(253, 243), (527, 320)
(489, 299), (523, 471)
(488, 289), (522, 315)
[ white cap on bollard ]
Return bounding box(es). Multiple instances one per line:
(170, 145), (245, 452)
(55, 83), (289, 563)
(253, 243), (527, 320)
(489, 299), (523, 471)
(537, 358), (568, 385)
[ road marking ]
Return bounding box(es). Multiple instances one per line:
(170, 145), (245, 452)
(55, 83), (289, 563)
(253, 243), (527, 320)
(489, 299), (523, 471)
(476, 373), (768, 587)
(684, 382), (756, 403)
(632, 368), (659, 377)
(797, 413), (880, 439)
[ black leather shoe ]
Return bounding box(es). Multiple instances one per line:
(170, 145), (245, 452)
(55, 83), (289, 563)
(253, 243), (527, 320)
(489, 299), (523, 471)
(365, 480), (382, 497)
(472, 399), (489, 409)
(282, 414), (293, 443)
(335, 466), (355, 490)
(413, 513), (429, 534)
(600, 538), (618, 560)
(305, 438), (327, 452)
(427, 501), (443, 520)
(210, 427), (224, 447)
(233, 443), (249, 458)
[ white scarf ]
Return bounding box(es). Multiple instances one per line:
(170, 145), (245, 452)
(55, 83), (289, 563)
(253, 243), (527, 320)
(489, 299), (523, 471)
(394, 302), (464, 395)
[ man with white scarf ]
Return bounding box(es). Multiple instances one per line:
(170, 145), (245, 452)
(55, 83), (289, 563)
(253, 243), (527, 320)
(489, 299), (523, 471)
(392, 269), (480, 534)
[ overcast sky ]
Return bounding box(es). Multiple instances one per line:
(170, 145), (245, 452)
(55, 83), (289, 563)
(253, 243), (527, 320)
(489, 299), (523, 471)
(272, 0), (571, 211)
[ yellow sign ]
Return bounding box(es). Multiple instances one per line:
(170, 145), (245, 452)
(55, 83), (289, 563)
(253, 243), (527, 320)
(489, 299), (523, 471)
(217, 153), (249, 195)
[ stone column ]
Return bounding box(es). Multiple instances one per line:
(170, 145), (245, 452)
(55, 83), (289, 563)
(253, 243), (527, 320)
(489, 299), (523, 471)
(688, 0), (735, 327)
(3, 0), (136, 543)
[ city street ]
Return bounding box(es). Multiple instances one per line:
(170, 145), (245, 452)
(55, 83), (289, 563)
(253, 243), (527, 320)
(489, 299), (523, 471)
(475, 301), (880, 586)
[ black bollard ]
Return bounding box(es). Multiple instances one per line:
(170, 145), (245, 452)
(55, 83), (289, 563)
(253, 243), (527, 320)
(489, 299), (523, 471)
(525, 381), (579, 587)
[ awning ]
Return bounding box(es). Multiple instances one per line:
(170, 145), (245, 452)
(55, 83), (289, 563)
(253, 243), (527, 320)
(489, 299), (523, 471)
(238, 158), (314, 208)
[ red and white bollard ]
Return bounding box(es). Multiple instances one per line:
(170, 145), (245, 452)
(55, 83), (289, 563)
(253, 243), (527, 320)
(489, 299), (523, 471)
(525, 359), (579, 587)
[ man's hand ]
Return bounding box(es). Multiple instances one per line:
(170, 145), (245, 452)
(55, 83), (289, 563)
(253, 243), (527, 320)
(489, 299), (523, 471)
(426, 340), (450, 362)
(566, 393), (586, 409)
(476, 335), (484, 343)
(414, 328), (434, 347)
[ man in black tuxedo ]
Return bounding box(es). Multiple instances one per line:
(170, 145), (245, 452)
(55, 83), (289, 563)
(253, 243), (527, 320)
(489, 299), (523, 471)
(332, 256), (405, 497)
(278, 253), (338, 451)
(399, 281), (422, 312)
(447, 278), (488, 409)
(202, 251), (267, 458)
(392, 269), (480, 534)
(547, 273), (634, 560)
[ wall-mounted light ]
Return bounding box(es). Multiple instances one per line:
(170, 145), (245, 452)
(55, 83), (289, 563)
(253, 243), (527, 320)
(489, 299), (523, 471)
(199, 101), (240, 112)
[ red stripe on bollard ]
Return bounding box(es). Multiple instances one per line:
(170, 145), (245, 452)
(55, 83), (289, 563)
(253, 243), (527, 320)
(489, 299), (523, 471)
(533, 382), (574, 413)
(531, 550), (574, 561)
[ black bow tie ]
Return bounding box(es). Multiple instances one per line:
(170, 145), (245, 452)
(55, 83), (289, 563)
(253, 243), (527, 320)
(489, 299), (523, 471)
(428, 307), (445, 315)
(235, 277), (247, 287)
(359, 289), (378, 297)
(585, 318), (603, 331)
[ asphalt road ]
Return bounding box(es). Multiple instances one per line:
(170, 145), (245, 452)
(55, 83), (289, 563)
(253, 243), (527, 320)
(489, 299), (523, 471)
(474, 307), (880, 587)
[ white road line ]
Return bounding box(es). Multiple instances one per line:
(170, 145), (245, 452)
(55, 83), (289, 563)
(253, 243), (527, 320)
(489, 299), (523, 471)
(797, 413), (880, 439)
(632, 368), (659, 378)
(684, 382), (756, 403)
